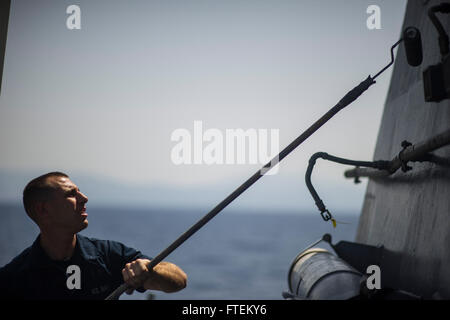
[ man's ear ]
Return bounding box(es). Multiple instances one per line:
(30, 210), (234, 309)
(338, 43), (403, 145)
(33, 201), (49, 221)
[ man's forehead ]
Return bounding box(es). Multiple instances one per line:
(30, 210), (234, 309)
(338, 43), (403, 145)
(47, 176), (78, 190)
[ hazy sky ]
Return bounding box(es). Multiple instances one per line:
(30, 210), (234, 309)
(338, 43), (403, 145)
(0, 0), (408, 212)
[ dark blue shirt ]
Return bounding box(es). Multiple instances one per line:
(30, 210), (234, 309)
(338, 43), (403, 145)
(0, 234), (150, 300)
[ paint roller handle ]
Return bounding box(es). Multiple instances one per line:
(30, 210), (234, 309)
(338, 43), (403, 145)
(337, 76), (376, 108)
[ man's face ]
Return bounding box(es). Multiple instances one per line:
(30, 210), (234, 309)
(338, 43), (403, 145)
(42, 176), (89, 233)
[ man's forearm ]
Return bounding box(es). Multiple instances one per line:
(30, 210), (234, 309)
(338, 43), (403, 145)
(143, 261), (187, 293)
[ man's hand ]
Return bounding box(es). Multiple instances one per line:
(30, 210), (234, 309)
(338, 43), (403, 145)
(122, 259), (150, 294)
(122, 259), (187, 294)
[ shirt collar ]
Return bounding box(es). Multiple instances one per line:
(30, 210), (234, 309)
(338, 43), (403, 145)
(29, 234), (99, 268)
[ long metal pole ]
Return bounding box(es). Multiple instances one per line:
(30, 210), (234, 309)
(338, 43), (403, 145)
(105, 76), (376, 300)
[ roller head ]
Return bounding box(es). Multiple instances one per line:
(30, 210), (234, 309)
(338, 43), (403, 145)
(403, 27), (423, 67)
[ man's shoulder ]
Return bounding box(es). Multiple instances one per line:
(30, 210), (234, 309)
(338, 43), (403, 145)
(76, 234), (114, 256)
(0, 246), (33, 275)
(76, 234), (138, 258)
(77, 234), (150, 266)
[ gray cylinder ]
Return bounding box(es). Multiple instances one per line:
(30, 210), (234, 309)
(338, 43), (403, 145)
(287, 248), (362, 300)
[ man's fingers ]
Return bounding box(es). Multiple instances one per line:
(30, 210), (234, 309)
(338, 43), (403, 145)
(130, 260), (150, 282)
(127, 268), (140, 288)
(122, 260), (152, 290)
(122, 266), (129, 282)
(122, 264), (140, 288)
(121, 267), (136, 294)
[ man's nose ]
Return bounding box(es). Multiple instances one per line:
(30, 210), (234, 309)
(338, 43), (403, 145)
(78, 191), (88, 203)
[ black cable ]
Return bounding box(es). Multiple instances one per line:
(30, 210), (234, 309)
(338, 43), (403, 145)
(305, 152), (389, 221)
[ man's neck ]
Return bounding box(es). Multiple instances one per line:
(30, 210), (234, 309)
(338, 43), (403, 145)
(39, 231), (77, 261)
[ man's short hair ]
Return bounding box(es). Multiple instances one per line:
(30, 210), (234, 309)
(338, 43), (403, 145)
(23, 172), (69, 222)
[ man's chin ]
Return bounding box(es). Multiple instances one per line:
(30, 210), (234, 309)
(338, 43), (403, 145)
(79, 219), (89, 231)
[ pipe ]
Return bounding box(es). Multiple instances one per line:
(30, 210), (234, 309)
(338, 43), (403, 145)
(344, 128), (450, 179)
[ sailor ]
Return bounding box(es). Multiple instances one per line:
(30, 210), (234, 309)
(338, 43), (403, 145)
(0, 172), (187, 299)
